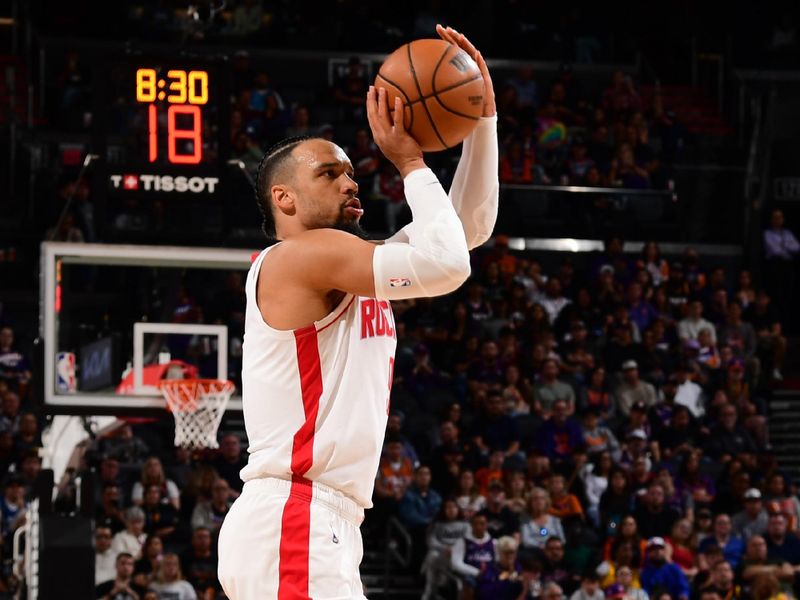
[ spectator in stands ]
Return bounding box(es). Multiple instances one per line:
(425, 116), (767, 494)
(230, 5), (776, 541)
(534, 360), (577, 416)
(745, 290), (786, 382)
(615, 361), (657, 418)
(0, 391), (20, 434)
(765, 512), (800, 566)
(679, 300), (717, 344)
(500, 139), (537, 184)
(635, 483), (681, 540)
(141, 483), (179, 541)
(569, 572), (604, 600)
(285, 104), (313, 138)
(738, 535), (795, 596)
(0, 473), (24, 543)
(472, 389), (521, 459)
(542, 536), (580, 594)
(521, 486), (565, 552)
(639, 537), (689, 600)
(96, 457), (124, 498)
(537, 279), (572, 326)
(763, 473), (800, 532)
(112, 506), (147, 560)
(451, 512), (495, 595)
(132, 535), (163, 589)
(666, 518), (698, 579)
(132, 457), (180, 510)
(699, 513), (746, 568)
(421, 498), (469, 600)
(455, 470), (486, 520)
(190, 478), (232, 536)
(536, 399), (584, 463)
(475, 535), (523, 598)
(0, 327), (31, 394)
(763, 209), (799, 323)
(717, 302), (756, 364)
(609, 144), (650, 189)
(332, 57), (368, 121)
(97, 424), (150, 467)
(148, 553), (197, 600)
(732, 488), (769, 540)
(672, 362), (706, 419)
(96, 553), (145, 600)
(96, 483), (126, 534)
(480, 480), (522, 540)
(548, 472), (584, 524)
(399, 465), (442, 562)
(597, 539), (641, 588)
(507, 68), (539, 110)
(579, 368), (612, 419)
(181, 527), (218, 597)
(702, 560), (740, 599)
(703, 404), (758, 461)
(95, 525), (116, 586)
(211, 434), (246, 494)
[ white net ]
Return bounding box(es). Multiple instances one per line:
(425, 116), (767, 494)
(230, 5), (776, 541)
(159, 379), (235, 449)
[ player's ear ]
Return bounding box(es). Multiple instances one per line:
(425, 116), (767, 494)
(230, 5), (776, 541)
(271, 184), (296, 216)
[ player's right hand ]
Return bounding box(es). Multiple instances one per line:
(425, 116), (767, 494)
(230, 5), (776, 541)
(366, 86), (425, 178)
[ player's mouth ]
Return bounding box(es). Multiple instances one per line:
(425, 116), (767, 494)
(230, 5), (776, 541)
(343, 197), (364, 217)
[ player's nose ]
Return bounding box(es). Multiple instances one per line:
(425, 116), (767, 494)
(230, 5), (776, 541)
(342, 175), (358, 195)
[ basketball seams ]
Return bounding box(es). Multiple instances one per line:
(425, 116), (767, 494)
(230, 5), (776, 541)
(406, 41), (448, 150)
(375, 73), (414, 132)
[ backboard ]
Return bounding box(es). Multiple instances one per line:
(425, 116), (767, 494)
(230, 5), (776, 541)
(40, 242), (258, 414)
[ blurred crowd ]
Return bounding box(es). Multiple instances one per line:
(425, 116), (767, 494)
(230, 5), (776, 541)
(3, 231), (796, 599)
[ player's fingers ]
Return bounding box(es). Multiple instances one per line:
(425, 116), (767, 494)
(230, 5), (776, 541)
(366, 86), (384, 138)
(438, 25), (457, 46)
(377, 87), (391, 127)
(448, 27), (479, 60)
(392, 96), (405, 133)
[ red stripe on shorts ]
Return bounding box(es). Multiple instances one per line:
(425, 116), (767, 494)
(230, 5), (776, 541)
(277, 326), (323, 600)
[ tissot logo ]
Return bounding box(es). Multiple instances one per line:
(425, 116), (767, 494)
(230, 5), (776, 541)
(109, 174), (219, 194)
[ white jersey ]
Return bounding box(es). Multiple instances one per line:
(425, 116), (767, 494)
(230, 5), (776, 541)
(239, 246), (398, 508)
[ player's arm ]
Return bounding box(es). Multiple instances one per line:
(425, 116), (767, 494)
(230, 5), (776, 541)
(385, 26), (498, 250)
(277, 89), (470, 300)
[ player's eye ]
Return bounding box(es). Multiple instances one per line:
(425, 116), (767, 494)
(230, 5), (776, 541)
(325, 169), (336, 178)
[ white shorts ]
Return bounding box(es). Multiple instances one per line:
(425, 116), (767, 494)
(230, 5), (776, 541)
(218, 476), (367, 600)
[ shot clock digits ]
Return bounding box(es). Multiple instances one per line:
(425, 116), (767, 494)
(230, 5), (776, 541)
(136, 68), (209, 164)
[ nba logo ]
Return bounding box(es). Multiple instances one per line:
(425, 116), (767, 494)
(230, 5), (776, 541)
(56, 352), (77, 393)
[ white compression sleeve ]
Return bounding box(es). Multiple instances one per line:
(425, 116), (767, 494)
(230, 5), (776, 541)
(373, 168), (471, 300)
(384, 115), (499, 249)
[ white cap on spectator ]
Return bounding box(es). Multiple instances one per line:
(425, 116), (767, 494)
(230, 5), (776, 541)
(627, 428), (647, 441)
(647, 536), (666, 548)
(622, 360), (638, 371)
(744, 488), (762, 500)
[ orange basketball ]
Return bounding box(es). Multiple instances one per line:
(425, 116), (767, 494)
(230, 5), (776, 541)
(375, 39), (485, 152)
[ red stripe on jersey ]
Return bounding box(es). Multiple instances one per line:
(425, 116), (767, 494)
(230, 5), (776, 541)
(277, 327), (323, 599)
(290, 326), (323, 476)
(277, 478), (313, 600)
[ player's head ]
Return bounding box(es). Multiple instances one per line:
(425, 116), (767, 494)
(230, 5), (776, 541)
(255, 136), (365, 242)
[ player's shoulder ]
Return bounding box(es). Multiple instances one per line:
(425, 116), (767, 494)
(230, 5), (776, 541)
(262, 229), (373, 272)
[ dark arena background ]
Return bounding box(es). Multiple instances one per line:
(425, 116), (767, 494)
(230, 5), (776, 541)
(2, 1), (800, 599)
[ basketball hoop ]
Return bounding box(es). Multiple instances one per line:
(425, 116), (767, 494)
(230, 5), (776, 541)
(158, 379), (235, 449)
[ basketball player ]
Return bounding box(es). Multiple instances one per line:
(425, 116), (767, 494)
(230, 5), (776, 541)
(218, 26), (498, 599)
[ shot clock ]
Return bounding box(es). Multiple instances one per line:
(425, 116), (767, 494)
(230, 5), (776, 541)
(93, 56), (230, 210)
(135, 68), (209, 164)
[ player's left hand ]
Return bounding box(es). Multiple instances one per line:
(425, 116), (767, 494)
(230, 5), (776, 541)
(436, 24), (496, 117)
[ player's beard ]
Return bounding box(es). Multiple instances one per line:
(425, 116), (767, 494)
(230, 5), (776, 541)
(332, 216), (370, 240)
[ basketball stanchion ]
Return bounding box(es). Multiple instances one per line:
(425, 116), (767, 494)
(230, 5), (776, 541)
(158, 379), (235, 449)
